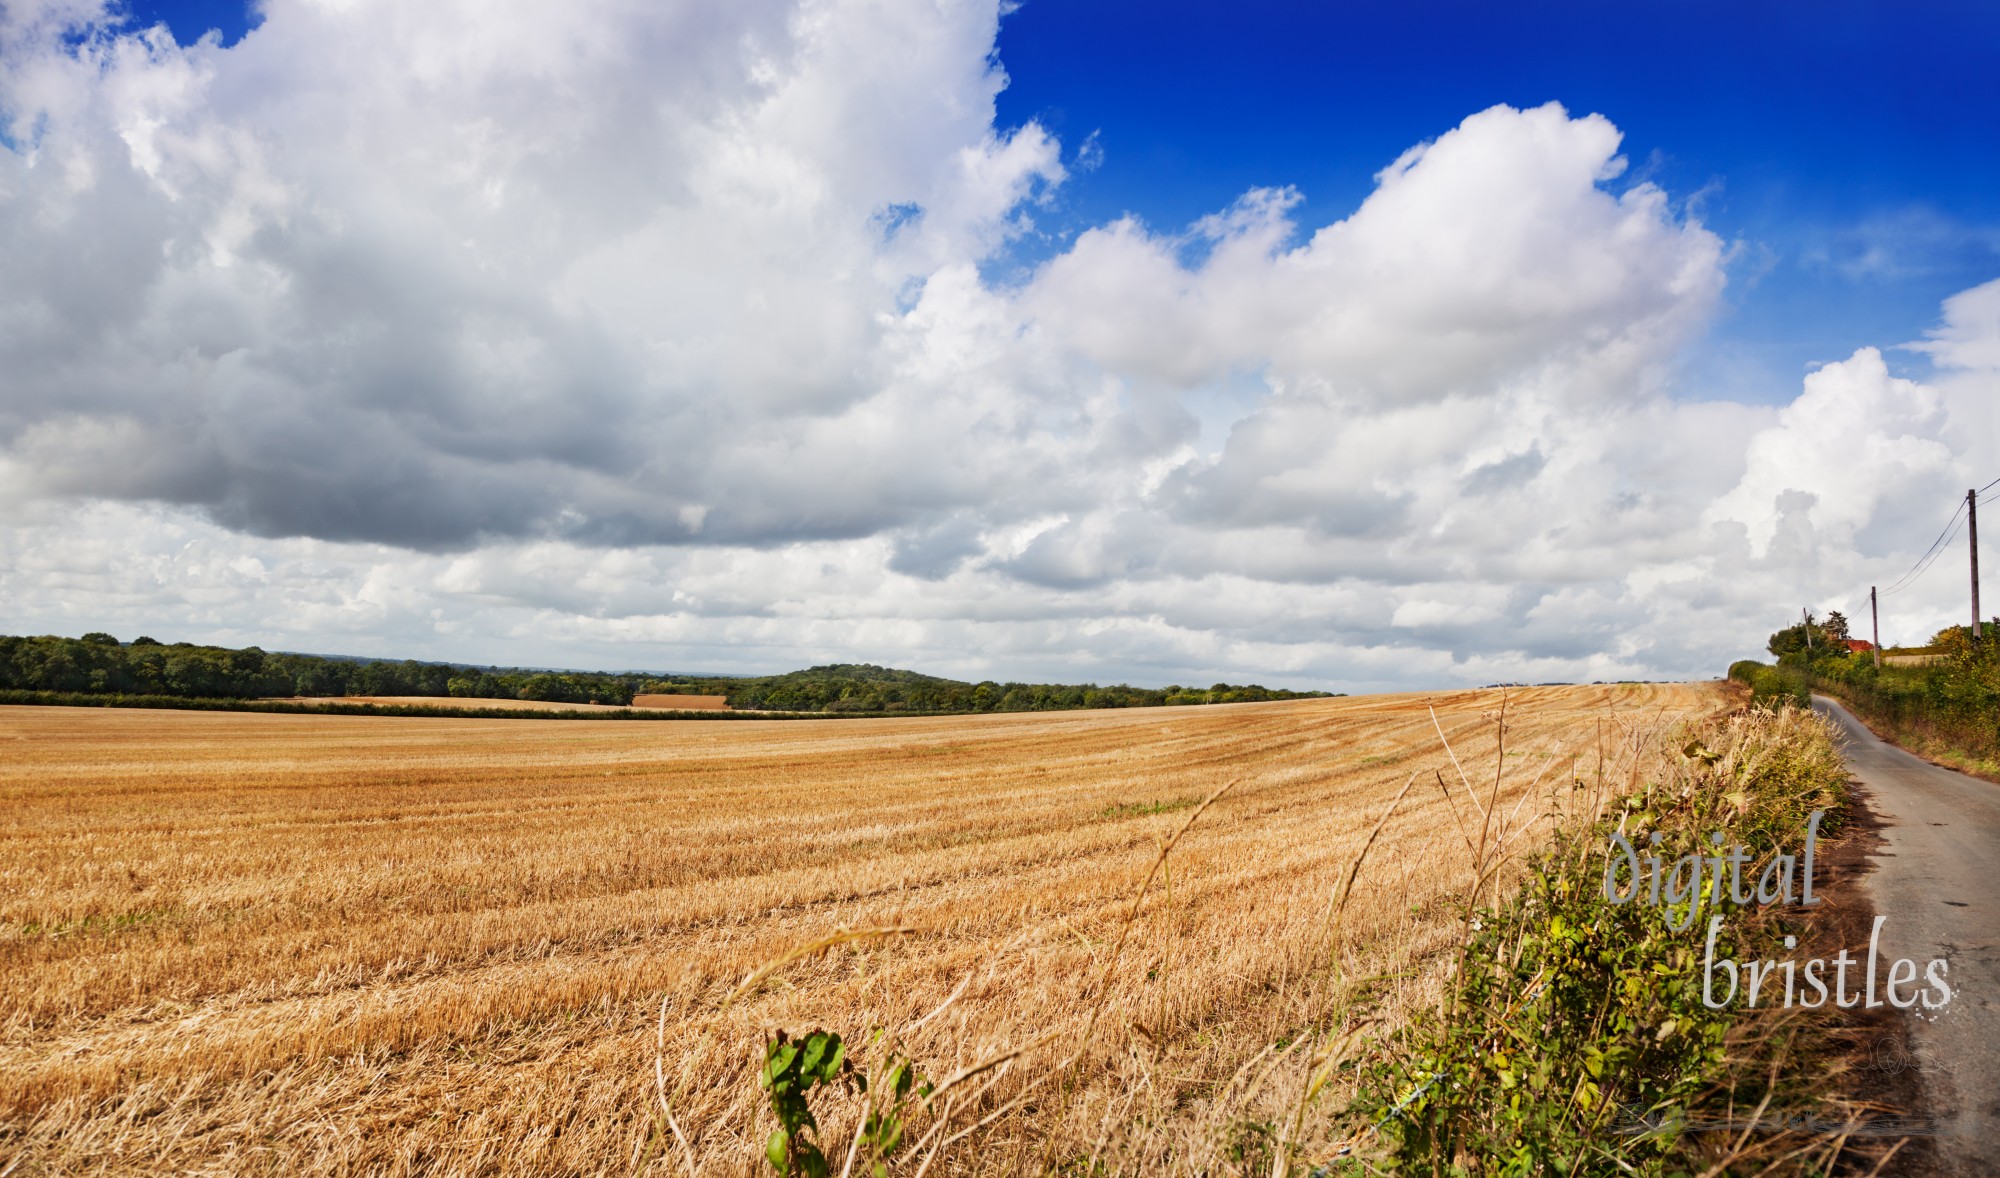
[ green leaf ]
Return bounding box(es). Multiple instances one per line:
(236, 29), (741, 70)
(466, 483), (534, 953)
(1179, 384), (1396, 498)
(867, 1110), (905, 1155)
(798, 1143), (830, 1178)
(764, 1043), (799, 1089)
(800, 1033), (829, 1077)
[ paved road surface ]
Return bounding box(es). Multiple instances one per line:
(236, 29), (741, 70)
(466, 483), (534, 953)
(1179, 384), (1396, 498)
(1815, 697), (1999, 1175)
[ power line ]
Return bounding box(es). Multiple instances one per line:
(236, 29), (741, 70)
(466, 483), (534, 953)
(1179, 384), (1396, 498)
(1879, 499), (1967, 597)
(1881, 515), (1965, 599)
(1820, 480), (1993, 647)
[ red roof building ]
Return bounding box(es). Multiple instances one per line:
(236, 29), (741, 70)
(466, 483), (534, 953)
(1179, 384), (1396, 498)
(1845, 639), (1875, 652)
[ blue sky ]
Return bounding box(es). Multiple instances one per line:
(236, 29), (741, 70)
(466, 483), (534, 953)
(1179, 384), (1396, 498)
(987, 0), (2000, 404)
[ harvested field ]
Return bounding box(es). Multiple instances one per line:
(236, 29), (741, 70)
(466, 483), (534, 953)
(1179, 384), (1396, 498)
(631, 693), (730, 710)
(0, 682), (1724, 1174)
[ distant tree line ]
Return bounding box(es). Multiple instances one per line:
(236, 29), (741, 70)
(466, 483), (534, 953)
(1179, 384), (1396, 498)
(723, 663), (1334, 713)
(0, 633), (657, 704)
(0, 689), (840, 720)
(0, 636), (1335, 716)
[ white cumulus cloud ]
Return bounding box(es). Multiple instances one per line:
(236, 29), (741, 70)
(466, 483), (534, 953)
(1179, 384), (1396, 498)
(0, 0), (1991, 688)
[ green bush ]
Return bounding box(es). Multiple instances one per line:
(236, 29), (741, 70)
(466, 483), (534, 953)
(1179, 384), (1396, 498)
(1350, 706), (1849, 1174)
(1729, 660), (1810, 710)
(1774, 622), (1999, 770)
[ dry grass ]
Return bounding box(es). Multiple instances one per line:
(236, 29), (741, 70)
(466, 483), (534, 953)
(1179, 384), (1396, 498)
(0, 683), (1725, 1175)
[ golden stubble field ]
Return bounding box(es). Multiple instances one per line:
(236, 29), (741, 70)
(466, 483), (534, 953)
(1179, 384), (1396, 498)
(0, 683), (1726, 1175)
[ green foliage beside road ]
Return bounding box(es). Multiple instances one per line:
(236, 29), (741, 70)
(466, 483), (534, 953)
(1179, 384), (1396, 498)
(1352, 707), (1853, 1174)
(1803, 624), (2000, 774)
(1740, 615), (2000, 776)
(1727, 659), (1810, 709)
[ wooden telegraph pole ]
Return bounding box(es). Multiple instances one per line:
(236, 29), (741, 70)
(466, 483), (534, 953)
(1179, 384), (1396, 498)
(1803, 607), (1813, 651)
(1871, 586), (1881, 668)
(1972, 488), (1983, 642)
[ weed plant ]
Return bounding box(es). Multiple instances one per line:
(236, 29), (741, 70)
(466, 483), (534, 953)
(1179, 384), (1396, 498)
(1346, 706), (1857, 1175)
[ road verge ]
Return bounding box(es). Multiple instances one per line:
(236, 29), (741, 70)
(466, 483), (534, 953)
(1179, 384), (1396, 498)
(1344, 703), (1917, 1174)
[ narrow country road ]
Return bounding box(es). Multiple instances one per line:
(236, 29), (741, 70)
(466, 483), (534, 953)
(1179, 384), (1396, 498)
(1814, 697), (1999, 1176)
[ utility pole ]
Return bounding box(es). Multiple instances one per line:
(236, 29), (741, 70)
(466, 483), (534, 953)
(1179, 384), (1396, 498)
(1972, 488), (1983, 642)
(1871, 586), (1881, 668)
